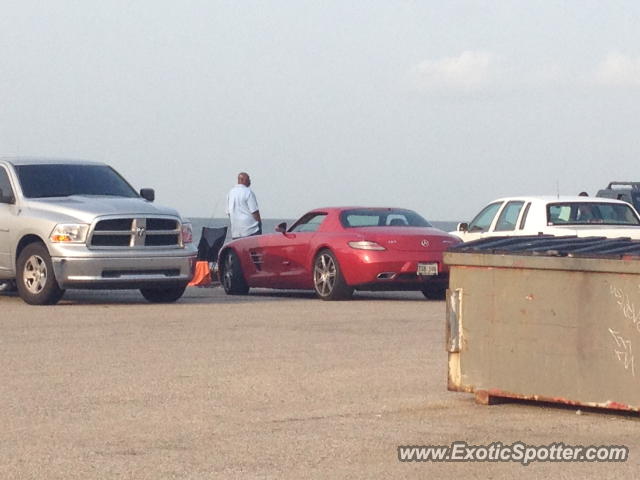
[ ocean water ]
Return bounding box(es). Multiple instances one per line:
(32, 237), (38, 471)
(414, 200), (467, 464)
(187, 218), (459, 244)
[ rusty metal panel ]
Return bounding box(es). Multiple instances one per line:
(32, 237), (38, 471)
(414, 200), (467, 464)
(446, 287), (462, 353)
(445, 250), (640, 411)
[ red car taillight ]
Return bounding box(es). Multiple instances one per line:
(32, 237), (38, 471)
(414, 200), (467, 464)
(347, 241), (386, 251)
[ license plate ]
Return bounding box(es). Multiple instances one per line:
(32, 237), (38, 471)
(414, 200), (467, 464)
(417, 262), (438, 276)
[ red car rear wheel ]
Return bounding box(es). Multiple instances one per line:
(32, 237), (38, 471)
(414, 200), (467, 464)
(313, 249), (353, 300)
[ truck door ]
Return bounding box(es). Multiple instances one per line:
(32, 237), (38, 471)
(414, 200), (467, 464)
(0, 167), (16, 273)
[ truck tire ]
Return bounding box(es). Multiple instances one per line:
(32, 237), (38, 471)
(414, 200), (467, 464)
(16, 243), (65, 305)
(140, 284), (187, 303)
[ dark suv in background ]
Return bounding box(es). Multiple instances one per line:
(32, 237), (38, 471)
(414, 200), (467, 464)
(596, 182), (640, 211)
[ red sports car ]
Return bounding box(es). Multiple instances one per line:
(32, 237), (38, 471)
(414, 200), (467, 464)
(218, 207), (461, 300)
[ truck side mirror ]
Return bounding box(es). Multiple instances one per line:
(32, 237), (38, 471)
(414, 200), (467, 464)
(457, 222), (468, 232)
(275, 222), (287, 233)
(140, 188), (155, 202)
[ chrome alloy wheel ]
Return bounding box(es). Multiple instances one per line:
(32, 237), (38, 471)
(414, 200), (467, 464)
(222, 253), (234, 291)
(314, 253), (337, 296)
(23, 254), (48, 295)
(220, 250), (249, 295)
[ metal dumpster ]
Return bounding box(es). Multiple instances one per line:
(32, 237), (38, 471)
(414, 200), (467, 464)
(444, 235), (640, 411)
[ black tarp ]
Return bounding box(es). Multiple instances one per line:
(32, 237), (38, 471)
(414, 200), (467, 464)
(197, 226), (228, 262)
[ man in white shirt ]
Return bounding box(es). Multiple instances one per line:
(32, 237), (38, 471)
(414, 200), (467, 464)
(227, 172), (262, 239)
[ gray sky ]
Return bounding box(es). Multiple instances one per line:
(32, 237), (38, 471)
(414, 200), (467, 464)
(2, 1), (640, 221)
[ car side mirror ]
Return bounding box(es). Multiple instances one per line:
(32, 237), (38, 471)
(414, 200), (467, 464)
(0, 188), (15, 205)
(457, 222), (468, 232)
(140, 188), (155, 202)
(275, 222), (287, 233)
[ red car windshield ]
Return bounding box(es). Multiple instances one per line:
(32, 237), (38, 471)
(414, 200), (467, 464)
(340, 209), (431, 228)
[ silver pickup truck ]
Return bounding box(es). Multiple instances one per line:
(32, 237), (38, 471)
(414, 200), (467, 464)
(0, 157), (196, 305)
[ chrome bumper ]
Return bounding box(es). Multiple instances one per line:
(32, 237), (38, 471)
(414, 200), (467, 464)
(51, 252), (196, 289)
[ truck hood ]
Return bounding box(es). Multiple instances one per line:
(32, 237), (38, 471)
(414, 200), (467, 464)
(23, 196), (182, 223)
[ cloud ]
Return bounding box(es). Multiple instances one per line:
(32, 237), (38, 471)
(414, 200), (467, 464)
(595, 52), (640, 87)
(409, 51), (498, 93)
(408, 51), (640, 94)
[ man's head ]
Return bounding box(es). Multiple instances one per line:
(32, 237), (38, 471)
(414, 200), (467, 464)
(238, 172), (251, 187)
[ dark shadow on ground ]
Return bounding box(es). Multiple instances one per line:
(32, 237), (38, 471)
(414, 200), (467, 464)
(469, 395), (640, 420)
(239, 289), (431, 302)
(1, 286), (440, 306)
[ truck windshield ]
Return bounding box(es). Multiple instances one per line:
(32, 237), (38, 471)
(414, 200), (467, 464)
(15, 164), (138, 199)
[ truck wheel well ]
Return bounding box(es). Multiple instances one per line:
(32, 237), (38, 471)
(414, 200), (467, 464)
(16, 235), (46, 263)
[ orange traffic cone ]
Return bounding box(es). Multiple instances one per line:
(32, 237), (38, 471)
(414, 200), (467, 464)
(188, 261), (212, 287)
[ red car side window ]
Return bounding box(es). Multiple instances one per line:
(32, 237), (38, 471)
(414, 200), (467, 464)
(290, 213), (327, 233)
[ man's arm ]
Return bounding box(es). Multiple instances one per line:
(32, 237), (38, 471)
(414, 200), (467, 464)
(248, 190), (260, 222)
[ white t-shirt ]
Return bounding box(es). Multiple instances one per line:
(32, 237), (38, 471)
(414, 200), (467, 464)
(227, 184), (260, 238)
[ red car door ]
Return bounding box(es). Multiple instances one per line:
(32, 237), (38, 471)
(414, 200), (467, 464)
(274, 232), (315, 288)
(268, 213), (328, 289)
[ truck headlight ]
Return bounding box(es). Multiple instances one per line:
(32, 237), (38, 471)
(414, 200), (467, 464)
(50, 224), (90, 243)
(181, 222), (194, 244)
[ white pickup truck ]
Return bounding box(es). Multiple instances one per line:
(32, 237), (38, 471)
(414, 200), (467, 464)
(453, 195), (640, 243)
(0, 157), (196, 305)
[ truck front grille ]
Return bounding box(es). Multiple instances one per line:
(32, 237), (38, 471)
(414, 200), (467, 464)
(90, 217), (181, 248)
(94, 218), (133, 231)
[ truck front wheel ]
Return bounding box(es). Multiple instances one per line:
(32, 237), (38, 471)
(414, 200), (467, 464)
(140, 284), (187, 303)
(16, 243), (65, 305)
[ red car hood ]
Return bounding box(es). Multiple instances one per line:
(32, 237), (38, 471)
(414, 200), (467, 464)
(348, 226), (460, 252)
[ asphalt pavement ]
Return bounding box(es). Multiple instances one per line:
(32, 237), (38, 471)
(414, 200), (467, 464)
(0, 287), (637, 479)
